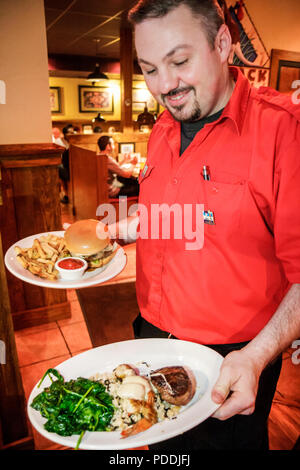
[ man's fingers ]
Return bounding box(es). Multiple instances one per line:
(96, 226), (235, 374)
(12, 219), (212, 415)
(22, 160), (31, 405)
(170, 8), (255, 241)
(212, 392), (256, 420)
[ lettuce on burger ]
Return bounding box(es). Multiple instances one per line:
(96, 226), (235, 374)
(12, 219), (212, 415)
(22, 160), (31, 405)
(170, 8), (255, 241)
(64, 219), (117, 270)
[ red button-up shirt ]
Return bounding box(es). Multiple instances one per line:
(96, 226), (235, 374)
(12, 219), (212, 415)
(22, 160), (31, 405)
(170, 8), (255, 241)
(136, 67), (300, 344)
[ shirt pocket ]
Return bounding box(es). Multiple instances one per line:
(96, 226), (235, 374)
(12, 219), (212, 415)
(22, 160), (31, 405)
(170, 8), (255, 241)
(202, 170), (246, 233)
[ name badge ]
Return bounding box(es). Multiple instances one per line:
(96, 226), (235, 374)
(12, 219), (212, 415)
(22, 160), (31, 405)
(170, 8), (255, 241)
(203, 210), (215, 225)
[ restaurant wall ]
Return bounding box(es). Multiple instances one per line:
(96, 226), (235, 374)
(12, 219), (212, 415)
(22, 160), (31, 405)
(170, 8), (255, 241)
(227, 0), (300, 53)
(0, 0), (52, 144)
(49, 75), (161, 125)
(49, 76), (122, 122)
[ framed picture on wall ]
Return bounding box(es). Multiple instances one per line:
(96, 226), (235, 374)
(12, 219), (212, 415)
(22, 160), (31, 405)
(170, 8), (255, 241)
(50, 87), (62, 113)
(119, 142), (135, 154)
(132, 87), (159, 113)
(78, 85), (114, 113)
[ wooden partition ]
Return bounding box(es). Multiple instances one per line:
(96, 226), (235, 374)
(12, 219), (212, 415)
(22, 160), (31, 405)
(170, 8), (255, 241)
(69, 144), (108, 220)
(0, 143), (71, 330)
(0, 232), (34, 449)
(68, 131), (149, 159)
(69, 132), (149, 221)
(270, 49), (300, 92)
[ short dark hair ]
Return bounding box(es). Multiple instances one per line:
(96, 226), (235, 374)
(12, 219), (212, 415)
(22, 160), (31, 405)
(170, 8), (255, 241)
(128, 0), (225, 49)
(97, 135), (111, 151)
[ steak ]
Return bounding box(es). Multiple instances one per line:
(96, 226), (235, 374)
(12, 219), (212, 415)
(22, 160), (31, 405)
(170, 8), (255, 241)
(150, 366), (196, 406)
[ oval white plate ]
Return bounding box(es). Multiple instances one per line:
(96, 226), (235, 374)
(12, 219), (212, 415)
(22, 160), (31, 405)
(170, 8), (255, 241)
(4, 231), (126, 289)
(27, 338), (223, 450)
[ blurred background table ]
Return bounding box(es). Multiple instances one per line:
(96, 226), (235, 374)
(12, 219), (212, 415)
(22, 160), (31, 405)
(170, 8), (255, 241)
(76, 243), (138, 348)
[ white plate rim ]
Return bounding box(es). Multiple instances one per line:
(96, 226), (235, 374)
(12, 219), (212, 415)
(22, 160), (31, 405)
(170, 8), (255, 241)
(27, 338), (224, 450)
(4, 230), (126, 289)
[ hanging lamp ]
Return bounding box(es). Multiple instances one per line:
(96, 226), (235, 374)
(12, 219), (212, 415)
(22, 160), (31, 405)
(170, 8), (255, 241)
(86, 39), (108, 85)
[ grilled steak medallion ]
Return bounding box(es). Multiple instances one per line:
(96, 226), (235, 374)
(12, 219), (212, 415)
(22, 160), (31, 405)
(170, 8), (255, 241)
(150, 366), (196, 406)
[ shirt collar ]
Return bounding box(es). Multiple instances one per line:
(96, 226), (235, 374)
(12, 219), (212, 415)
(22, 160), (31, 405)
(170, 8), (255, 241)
(221, 67), (251, 135)
(156, 66), (251, 136)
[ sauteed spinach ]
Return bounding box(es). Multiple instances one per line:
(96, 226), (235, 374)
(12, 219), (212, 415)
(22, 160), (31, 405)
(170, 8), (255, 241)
(31, 368), (114, 449)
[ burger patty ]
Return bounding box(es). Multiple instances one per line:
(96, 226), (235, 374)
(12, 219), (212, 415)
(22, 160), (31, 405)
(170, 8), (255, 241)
(72, 243), (116, 269)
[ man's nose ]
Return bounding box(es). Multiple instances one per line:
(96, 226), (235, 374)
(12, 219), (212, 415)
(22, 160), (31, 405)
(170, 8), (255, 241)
(158, 69), (179, 96)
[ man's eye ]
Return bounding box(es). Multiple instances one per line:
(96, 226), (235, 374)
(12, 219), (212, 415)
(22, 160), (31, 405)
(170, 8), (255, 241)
(145, 69), (156, 75)
(174, 59), (188, 66)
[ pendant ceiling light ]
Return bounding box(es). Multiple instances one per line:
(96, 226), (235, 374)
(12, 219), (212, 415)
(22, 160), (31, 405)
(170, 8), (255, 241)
(136, 102), (156, 130)
(87, 39), (108, 85)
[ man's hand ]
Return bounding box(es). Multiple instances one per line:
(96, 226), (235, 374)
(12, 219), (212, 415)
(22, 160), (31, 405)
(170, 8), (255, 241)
(63, 215), (139, 245)
(211, 349), (262, 420)
(211, 284), (300, 420)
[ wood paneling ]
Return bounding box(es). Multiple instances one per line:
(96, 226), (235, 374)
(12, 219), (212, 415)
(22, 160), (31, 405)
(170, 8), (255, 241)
(120, 14), (134, 132)
(0, 233), (34, 449)
(69, 144), (108, 220)
(68, 132), (149, 158)
(270, 49), (300, 92)
(0, 143), (71, 330)
(68, 132), (148, 220)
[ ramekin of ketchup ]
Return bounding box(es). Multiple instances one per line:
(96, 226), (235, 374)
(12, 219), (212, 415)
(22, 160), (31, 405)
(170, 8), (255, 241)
(55, 257), (88, 280)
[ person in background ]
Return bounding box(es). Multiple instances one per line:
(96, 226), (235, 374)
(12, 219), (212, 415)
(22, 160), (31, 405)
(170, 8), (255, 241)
(97, 135), (139, 198)
(51, 127), (64, 147)
(58, 124), (74, 203)
(110, 0), (300, 450)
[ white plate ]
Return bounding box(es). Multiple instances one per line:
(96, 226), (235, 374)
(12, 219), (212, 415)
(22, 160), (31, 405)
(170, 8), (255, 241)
(27, 338), (223, 450)
(4, 231), (126, 289)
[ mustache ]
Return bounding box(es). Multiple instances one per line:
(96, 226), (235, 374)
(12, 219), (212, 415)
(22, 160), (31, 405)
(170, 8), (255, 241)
(161, 86), (194, 101)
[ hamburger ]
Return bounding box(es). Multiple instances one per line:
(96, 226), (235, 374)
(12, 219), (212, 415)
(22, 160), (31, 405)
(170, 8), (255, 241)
(64, 219), (117, 270)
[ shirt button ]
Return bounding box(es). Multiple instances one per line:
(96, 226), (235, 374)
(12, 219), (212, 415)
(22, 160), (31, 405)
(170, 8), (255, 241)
(212, 186), (218, 193)
(172, 178), (178, 185)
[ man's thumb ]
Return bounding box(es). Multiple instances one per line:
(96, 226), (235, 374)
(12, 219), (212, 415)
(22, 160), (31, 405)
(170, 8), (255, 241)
(211, 374), (231, 404)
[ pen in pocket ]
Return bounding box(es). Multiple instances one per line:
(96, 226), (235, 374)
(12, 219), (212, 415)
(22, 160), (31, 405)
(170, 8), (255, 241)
(202, 165), (210, 181)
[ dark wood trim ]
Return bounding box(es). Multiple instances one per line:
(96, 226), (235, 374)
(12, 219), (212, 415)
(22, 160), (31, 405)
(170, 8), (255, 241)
(0, 233), (34, 449)
(1, 435), (35, 450)
(120, 14), (134, 132)
(0, 143), (65, 157)
(1, 157), (61, 168)
(12, 301), (71, 331)
(270, 49), (300, 90)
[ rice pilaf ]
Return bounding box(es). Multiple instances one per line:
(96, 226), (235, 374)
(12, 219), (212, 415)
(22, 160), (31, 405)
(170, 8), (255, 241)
(90, 368), (181, 432)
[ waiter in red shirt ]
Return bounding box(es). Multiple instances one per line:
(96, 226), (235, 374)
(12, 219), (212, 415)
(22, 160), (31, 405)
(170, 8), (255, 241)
(111, 0), (300, 450)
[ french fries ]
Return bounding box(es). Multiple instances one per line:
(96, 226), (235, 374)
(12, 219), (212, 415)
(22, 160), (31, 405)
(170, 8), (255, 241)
(14, 234), (70, 281)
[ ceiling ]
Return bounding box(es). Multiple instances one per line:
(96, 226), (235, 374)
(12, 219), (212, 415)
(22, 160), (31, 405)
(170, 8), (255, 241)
(44, 0), (137, 64)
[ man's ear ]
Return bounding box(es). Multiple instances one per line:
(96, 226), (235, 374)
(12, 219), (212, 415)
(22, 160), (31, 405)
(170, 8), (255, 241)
(215, 24), (232, 63)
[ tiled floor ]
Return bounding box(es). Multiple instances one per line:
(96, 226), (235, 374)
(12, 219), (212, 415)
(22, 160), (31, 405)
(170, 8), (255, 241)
(13, 203), (300, 450)
(15, 288), (93, 450)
